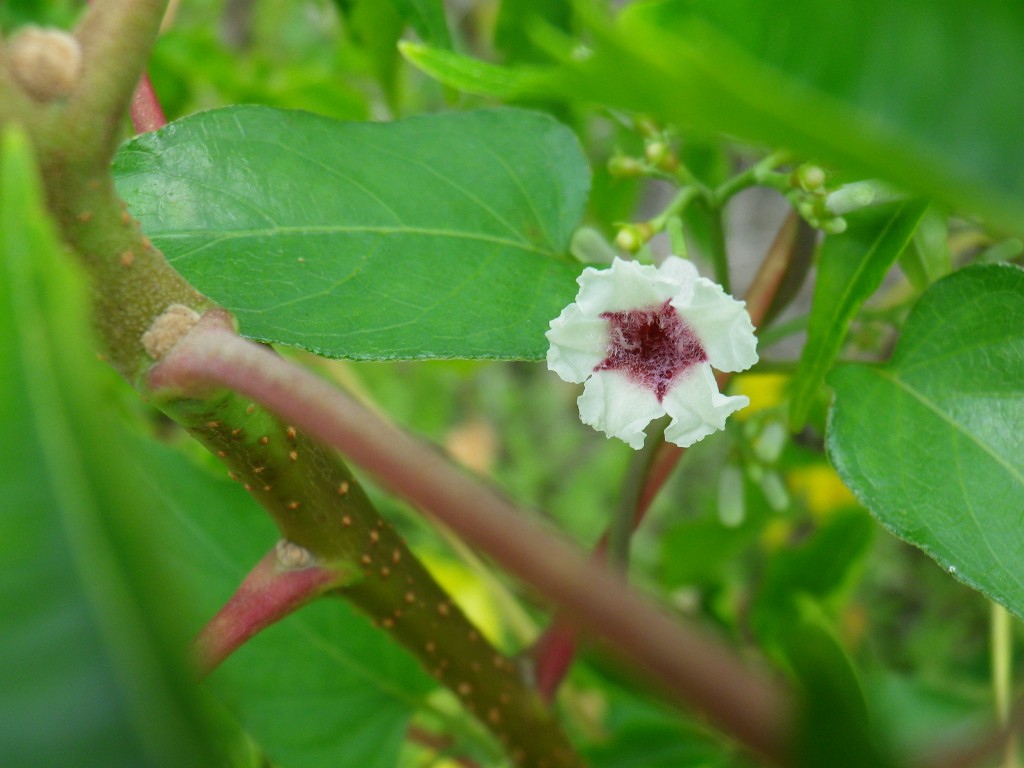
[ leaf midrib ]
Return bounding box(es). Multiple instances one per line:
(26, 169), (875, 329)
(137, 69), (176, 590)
(156, 225), (556, 258)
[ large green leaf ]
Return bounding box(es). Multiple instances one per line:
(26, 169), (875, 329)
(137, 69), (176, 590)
(789, 199), (927, 429)
(543, 0), (1024, 231)
(0, 130), (221, 767)
(113, 106), (588, 361)
(827, 264), (1024, 615)
(144, 444), (437, 768)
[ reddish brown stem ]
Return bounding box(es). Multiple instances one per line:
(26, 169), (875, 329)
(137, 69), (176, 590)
(149, 311), (791, 764)
(130, 73), (167, 133)
(193, 544), (349, 676)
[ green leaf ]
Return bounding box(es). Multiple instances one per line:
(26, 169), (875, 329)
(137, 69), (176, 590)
(783, 600), (892, 768)
(113, 106), (589, 361)
(751, 511), (873, 644)
(143, 444), (436, 768)
(342, 0), (405, 105)
(899, 206), (951, 291)
(495, 0), (572, 63)
(387, 0), (451, 49)
(0, 129), (222, 767)
(827, 264), (1024, 616)
(399, 42), (538, 99)
(546, 0), (1024, 231)
(579, 679), (747, 768)
(789, 199), (927, 430)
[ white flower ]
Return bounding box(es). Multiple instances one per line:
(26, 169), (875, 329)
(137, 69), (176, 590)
(546, 256), (758, 449)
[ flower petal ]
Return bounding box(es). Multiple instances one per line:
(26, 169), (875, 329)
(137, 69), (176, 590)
(655, 255), (698, 305)
(672, 277), (758, 372)
(662, 365), (750, 447)
(575, 258), (677, 315)
(578, 370), (664, 449)
(546, 303), (609, 383)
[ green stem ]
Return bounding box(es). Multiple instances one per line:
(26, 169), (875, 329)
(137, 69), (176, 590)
(648, 186), (699, 232)
(699, 199), (731, 292)
(607, 419), (667, 568)
(712, 151), (791, 205)
(992, 602), (1018, 768)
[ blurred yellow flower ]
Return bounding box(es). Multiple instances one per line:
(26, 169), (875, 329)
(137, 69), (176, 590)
(787, 465), (857, 521)
(732, 372), (788, 419)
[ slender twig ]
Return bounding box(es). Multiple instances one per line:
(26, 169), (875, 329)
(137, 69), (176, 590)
(606, 419), (667, 568)
(992, 603), (1018, 768)
(700, 199), (731, 292)
(149, 311), (791, 762)
(743, 211), (802, 330)
(193, 544), (350, 676)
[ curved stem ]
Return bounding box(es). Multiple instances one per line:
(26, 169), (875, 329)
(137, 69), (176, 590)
(149, 313), (792, 764)
(700, 199), (731, 292)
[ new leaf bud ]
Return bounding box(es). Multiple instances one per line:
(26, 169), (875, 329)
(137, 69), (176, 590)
(9, 26), (82, 102)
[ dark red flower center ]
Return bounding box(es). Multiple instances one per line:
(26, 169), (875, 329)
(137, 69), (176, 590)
(594, 299), (707, 402)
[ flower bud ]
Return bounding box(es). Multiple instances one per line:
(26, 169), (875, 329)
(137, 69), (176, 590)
(607, 154), (644, 178)
(614, 223), (652, 253)
(9, 26), (82, 102)
(795, 163), (826, 192)
(821, 217), (848, 235)
(644, 140), (669, 166)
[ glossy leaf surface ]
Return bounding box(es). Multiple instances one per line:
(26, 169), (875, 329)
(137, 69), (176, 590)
(828, 265), (1024, 614)
(113, 106), (589, 361)
(544, 0), (1024, 231)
